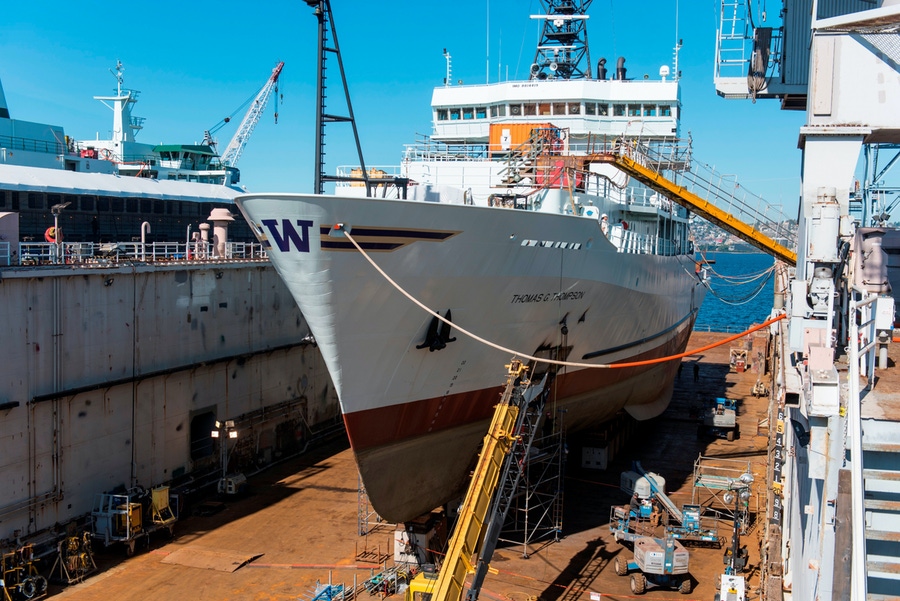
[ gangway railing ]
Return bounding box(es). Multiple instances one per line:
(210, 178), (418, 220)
(590, 141), (797, 265)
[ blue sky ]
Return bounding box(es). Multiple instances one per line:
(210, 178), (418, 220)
(1, 0), (806, 214)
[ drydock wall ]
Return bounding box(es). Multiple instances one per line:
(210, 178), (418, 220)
(0, 260), (340, 541)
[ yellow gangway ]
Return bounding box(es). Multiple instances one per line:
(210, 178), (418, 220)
(591, 149), (797, 266)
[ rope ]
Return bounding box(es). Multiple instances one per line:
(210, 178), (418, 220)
(338, 226), (786, 369)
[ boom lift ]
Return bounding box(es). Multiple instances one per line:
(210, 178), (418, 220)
(405, 360), (549, 601)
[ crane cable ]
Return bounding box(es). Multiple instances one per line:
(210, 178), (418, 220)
(339, 226), (786, 369)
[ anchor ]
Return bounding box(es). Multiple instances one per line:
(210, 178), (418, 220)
(416, 310), (457, 352)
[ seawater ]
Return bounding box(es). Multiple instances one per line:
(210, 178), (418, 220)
(695, 252), (776, 333)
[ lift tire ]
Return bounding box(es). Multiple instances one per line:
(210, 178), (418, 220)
(20, 577), (36, 599)
(727, 430), (734, 442)
(34, 575), (48, 594)
(630, 573), (646, 595)
(614, 556), (627, 576)
(679, 578), (692, 594)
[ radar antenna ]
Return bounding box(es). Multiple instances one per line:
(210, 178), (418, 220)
(530, 0), (593, 81)
(306, 0), (369, 194)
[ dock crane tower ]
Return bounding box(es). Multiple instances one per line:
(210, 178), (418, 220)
(204, 61), (284, 169)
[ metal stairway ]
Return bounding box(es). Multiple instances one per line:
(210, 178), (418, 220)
(861, 435), (900, 597)
(497, 130), (550, 186)
(591, 142), (798, 265)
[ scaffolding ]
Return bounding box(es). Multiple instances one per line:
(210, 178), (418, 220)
(357, 471), (383, 536)
(691, 455), (761, 535)
(497, 409), (566, 557)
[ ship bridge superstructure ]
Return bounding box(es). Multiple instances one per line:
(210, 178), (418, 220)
(431, 78), (679, 146)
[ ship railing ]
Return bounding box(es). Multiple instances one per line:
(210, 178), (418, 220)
(402, 141), (492, 162)
(0, 134), (67, 157)
(617, 139), (797, 250)
(606, 228), (688, 258)
(12, 241), (268, 266)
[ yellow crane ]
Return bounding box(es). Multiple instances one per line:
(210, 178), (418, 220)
(405, 360), (542, 601)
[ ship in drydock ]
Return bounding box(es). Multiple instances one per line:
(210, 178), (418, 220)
(236, 1), (707, 523)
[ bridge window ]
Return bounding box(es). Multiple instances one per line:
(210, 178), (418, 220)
(81, 196), (95, 211)
(584, 103), (596, 115)
(659, 105), (672, 117)
(509, 103), (522, 116)
(475, 106), (487, 119)
(539, 103), (551, 115)
(97, 197), (110, 212)
(644, 105), (657, 116)
(28, 193), (43, 209)
(598, 103), (609, 116)
(523, 103), (537, 116)
(628, 105), (641, 117)
(613, 104), (626, 116)
(568, 102), (581, 115)
(553, 102), (566, 115)
(111, 197), (124, 212)
(126, 198), (138, 212)
(437, 109), (448, 121)
(462, 107), (474, 120)
(450, 109), (460, 120)
(141, 199), (152, 213)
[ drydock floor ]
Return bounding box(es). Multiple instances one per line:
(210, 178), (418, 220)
(52, 331), (773, 601)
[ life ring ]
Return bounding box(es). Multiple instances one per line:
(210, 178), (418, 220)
(99, 148), (112, 160)
(45, 226), (58, 243)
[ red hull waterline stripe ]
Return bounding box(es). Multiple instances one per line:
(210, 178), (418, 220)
(343, 316), (694, 452)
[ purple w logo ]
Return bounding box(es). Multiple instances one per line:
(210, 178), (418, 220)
(261, 219), (314, 252)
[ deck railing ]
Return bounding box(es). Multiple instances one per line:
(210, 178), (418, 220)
(10, 241), (268, 266)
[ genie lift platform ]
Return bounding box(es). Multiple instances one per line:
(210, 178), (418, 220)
(612, 462), (720, 547)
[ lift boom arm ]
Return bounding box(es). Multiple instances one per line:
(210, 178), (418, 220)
(219, 61), (284, 167)
(421, 361), (534, 601)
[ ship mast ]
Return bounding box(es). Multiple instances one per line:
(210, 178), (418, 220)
(529, 0), (593, 80)
(305, 0), (369, 195)
(94, 61), (144, 143)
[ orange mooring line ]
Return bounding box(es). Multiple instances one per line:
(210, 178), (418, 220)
(606, 313), (786, 369)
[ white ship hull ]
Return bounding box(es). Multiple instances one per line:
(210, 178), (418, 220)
(236, 192), (706, 522)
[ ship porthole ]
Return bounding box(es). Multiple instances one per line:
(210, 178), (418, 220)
(586, 238), (593, 249)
